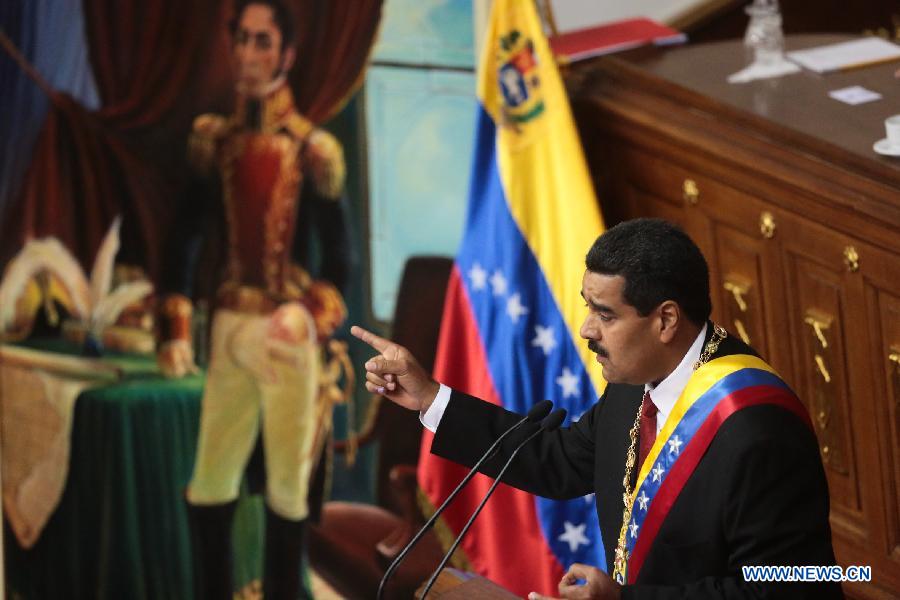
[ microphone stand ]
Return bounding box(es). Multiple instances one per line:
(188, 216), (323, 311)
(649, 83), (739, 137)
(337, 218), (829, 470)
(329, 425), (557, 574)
(418, 409), (567, 599)
(375, 400), (553, 600)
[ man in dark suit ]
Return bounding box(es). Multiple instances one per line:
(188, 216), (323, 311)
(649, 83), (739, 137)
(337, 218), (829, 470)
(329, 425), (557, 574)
(353, 218), (841, 599)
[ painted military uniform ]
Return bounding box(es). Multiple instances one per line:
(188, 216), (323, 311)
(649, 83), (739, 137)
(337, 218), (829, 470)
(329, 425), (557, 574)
(160, 80), (351, 599)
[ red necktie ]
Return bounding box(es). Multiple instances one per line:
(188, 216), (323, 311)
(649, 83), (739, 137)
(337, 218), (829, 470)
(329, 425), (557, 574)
(638, 391), (658, 471)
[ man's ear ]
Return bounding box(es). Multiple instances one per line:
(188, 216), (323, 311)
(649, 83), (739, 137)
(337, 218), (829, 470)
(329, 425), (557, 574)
(657, 300), (680, 343)
(280, 48), (296, 74)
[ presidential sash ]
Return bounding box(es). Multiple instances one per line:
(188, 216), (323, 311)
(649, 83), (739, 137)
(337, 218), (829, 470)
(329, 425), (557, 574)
(615, 353), (812, 584)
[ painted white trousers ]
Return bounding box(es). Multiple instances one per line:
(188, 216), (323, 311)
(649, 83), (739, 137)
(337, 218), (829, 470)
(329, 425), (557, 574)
(186, 306), (323, 521)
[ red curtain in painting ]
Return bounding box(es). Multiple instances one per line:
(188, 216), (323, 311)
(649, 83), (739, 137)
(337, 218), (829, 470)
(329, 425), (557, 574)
(291, 0), (385, 123)
(1, 0), (383, 280)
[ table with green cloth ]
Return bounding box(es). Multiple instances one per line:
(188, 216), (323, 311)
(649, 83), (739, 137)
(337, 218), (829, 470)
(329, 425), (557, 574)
(2, 340), (263, 599)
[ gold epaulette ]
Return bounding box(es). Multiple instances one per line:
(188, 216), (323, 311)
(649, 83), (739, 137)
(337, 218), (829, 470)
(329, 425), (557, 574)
(304, 129), (346, 200)
(282, 112), (315, 142)
(188, 113), (228, 173)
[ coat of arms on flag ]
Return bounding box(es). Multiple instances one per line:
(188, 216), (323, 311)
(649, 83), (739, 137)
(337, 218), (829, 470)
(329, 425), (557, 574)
(496, 30), (544, 129)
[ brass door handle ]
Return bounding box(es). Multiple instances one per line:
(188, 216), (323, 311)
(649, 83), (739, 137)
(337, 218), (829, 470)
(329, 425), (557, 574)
(887, 350), (899, 371)
(723, 280), (751, 343)
(683, 179), (699, 205)
(733, 318), (751, 345)
(723, 280), (749, 312)
(760, 212), (776, 239)
(843, 246), (859, 273)
(814, 354), (832, 383)
(804, 313), (832, 349)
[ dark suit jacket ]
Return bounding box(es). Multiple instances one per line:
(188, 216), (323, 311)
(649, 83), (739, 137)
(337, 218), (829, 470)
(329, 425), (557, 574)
(430, 328), (842, 599)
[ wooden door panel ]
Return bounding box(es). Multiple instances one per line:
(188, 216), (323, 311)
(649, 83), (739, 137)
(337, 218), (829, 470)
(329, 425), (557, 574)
(698, 186), (793, 383)
(841, 238), (900, 598)
(779, 217), (868, 546)
(872, 291), (900, 571)
(711, 224), (772, 362)
(786, 258), (856, 487)
(855, 237), (900, 592)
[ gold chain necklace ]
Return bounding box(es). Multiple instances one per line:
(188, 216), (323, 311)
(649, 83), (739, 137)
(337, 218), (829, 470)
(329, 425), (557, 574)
(611, 324), (727, 584)
(693, 324), (727, 371)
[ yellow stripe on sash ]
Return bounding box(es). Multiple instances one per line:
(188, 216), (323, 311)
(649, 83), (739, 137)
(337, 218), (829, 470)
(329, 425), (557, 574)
(632, 354), (780, 499)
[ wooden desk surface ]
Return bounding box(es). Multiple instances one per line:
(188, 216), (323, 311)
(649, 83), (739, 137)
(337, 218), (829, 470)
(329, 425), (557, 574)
(574, 34), (900, 182)
(569, 34), (900, 251)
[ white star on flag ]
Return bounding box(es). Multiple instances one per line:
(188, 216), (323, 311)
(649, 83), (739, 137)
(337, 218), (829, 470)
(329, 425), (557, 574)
(506, 293), (529, 322)
(583, 493), (595, 504)
(636, 490), (650, 511)
(556, 367), (580, 398)
(668, 435), (683, 456)
(531, 324), (557, 355)
(652, 463), (665, 482)
(490, 270), (508, 296)
(558, 521), (590, 553)
(468, 263), (488, 291)
(629, 520), (639, 539)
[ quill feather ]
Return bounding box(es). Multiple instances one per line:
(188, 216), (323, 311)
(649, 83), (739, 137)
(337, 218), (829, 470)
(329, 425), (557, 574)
(90, 216), (121, 308)
(90, 280), (153, 335)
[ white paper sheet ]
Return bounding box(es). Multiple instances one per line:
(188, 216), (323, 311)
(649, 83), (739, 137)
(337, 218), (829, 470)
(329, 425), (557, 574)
(787, 38), (900, 74)
(828, 85), (883, 105)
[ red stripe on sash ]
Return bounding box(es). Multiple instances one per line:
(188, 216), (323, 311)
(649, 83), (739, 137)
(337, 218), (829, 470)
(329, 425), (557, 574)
(626, 385), (811, 583)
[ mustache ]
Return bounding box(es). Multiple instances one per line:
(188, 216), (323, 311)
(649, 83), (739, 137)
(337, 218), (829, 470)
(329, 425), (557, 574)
(588, 340), (608, 358)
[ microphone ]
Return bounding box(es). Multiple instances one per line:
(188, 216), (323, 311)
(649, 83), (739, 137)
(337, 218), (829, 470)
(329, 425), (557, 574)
(376, 399), (554, 600)
(419, 408), (568, 599)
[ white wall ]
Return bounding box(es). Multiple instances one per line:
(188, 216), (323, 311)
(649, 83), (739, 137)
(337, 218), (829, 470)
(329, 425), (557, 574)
(550, 0), (712, 31)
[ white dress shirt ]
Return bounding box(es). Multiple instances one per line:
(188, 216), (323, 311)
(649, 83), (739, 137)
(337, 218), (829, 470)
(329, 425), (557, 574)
(421, 323), (708, 435)
(644, 322), (707, 435)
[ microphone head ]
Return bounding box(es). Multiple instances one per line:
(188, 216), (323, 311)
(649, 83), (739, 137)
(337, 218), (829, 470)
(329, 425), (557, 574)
(526, 400), (553, 422)
(540, 409), (567, 431)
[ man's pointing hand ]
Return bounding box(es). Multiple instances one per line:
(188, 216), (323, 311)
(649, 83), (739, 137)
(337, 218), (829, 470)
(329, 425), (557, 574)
(351, 325), (440, 413)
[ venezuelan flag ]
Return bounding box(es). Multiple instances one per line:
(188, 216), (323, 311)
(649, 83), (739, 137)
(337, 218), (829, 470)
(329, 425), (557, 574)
(417, 0), (606, 594)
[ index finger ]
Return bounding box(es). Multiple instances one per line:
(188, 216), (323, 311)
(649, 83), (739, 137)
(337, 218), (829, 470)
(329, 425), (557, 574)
(350, 325), (392, 353)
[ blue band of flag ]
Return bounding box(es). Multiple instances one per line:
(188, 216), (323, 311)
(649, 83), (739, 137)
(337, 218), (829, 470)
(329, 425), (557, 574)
(456, 105), (605, 568)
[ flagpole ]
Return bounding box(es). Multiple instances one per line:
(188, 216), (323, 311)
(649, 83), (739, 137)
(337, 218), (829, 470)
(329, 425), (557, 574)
(473, 0), (493, 61)
(535, 0), (560, 37)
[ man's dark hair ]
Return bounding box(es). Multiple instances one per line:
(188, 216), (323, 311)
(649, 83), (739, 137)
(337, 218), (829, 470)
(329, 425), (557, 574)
(230, 0), (296, 52)
(585, 218), (712, 326)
